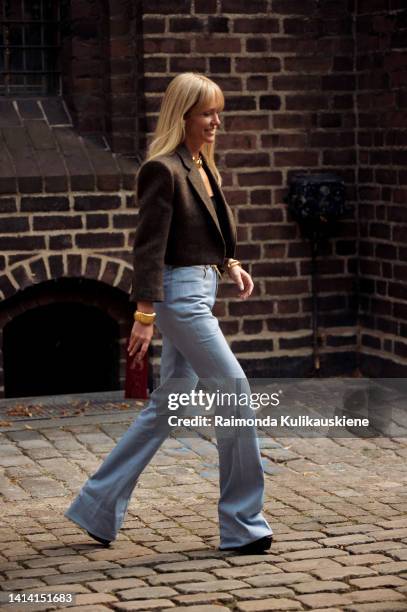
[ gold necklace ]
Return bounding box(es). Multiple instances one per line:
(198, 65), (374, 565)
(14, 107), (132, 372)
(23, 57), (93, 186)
(192, 154), (203, 168)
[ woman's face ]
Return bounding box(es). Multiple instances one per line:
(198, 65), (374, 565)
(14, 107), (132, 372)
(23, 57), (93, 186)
(184, 97), (222, 148)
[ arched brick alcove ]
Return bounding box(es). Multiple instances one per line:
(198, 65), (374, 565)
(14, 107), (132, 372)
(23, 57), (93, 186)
(0, 254), (136, 398)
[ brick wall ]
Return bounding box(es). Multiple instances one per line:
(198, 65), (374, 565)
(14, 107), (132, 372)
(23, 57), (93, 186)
(63, 0), (137, 154)
(356, 0), (407, 376)
(137, 0), (359, 376)
(3, 0), (406, 398)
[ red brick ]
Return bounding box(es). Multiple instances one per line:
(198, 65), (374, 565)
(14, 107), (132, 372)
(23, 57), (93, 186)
(143, 39), (191, 54)
(246, 39), (269, 52)
(196, 38), (241, 53)
(273, 0), (317, 14)
(0, 236), (45, 251)
(75, 233), (124, 249)
(225, 153), (270, 168)
(142, 18), (166, 34)
(74, 196), (121, 211)
(195, 0), (217, 12)
(224, 116), (269, 131)
(222, 0), (267, 12)
(235, 58), (281, 73)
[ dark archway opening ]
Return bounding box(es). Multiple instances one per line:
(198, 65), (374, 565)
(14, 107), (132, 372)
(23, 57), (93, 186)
(4, 302), (120, 398)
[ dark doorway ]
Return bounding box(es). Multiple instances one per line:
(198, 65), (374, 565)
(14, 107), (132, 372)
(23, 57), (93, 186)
(3, 302), (120, 398)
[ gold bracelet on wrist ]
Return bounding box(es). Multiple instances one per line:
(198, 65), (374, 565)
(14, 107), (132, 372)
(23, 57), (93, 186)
(134, 310), (156, 325)
(227, 258), (242, 270)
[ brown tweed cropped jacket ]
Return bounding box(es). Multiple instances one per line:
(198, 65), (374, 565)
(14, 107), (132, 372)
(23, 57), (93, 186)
(129, 142), (237, 303)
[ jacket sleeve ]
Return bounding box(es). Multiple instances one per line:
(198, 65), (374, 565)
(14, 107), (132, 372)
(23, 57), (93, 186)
(129, 159), (174, 303)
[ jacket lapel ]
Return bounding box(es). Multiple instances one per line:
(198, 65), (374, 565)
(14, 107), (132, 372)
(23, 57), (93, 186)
(175, 143), (224, 239)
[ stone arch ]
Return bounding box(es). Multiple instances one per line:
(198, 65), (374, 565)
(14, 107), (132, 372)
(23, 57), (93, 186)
(0, 253), (133, 301)
(0, 254), (139, 398)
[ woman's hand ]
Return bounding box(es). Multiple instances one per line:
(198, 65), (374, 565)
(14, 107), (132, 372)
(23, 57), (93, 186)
(127, 321), (154, 369)
(228, 266), (254, 299)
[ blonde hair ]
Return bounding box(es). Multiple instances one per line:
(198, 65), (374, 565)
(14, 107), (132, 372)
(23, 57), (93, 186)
(147, 73), (225, 184)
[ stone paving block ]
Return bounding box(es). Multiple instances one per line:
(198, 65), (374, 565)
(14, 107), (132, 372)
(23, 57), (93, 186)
(117, 585), (178, 600)
(0, 603), (53, 612)
(54, 607), (112, 612)
(346, 587), (406, 602)
(58, 560), (120, 573)
(173, 592), (235, 605)
(53, 438), (83, 451)
(278, 530), (326, 540)
(151, 541), (209, 553)
(1, 578), (48, 590)
(235, 598), (303, 611)
(323, 524), (380, 536)
(306, 609), (342, 611)
(25, 533), (60, 543)
(349, 575), (406, 588)
(18, 477), (66, 498)
(320, 534), (375, 547)
(176, 579), (248, 593)
(155, 559), (229, 572)
(24, 555), (89, 568)
(271, 540), (321, 553)
(0, 561), (21, 571)
(16, 439), (54, 449)
(292, 580), (351, 594)
(162, 607), (229, 612)
(371, 528), (407, 540)
(0, 475), (30, 500)
(297, 592), (353, 608)
(231, 585), (295, 599)
(0, 455), (36, 467)
(334, 553), (393, 565)
(111, 600), (175, 610)
(376, 518), (407, 529)
(26, 583), (90, 594)
(246, 572), (311, 588)
(283, 547), (345, 560)
(72, 592), (118, 605)
(43, 571), (106, 584)
(105, 566), (156, 579)
(212, 562), (281, 579)
(311, 565), (376, 580)
(348, 541), (407, 555)
(5, 567), (59, 579)
(226, 554), (282, 566)
(120, 552), (188, 566)
(371, 561), (407, 574)
(277, 558), (342, 572)
(146, 571), (214, 585)
(85, 544), (153, 561)
(86, 577), (147, 591)
(390, 549), (407, 561)
(343, 603), (407, 612)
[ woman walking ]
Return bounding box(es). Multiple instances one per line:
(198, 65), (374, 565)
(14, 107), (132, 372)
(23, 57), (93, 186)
(64, 73), (273, 554)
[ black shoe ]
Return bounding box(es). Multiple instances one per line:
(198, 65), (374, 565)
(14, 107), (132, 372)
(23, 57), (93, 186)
(223, 534), (273, 555)
(86, 530), (111, 547)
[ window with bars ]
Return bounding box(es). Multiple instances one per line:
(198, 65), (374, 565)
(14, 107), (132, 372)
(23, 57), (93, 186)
(0, 0), (61, 96)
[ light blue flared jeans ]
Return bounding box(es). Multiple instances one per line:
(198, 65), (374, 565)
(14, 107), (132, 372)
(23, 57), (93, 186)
(64, 265), (272, 549)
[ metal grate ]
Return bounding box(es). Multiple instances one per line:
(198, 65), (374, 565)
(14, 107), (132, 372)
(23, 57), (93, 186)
(0, 0), (61, 96)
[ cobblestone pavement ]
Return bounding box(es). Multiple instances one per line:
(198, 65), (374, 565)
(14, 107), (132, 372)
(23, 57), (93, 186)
(0, 390), (407, 612)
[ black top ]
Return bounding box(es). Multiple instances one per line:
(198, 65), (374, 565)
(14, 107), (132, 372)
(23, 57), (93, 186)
(211, 193), (231, 252)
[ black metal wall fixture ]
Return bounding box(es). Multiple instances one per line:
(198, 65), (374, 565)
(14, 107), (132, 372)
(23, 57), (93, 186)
(284, 173), (349, 373)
